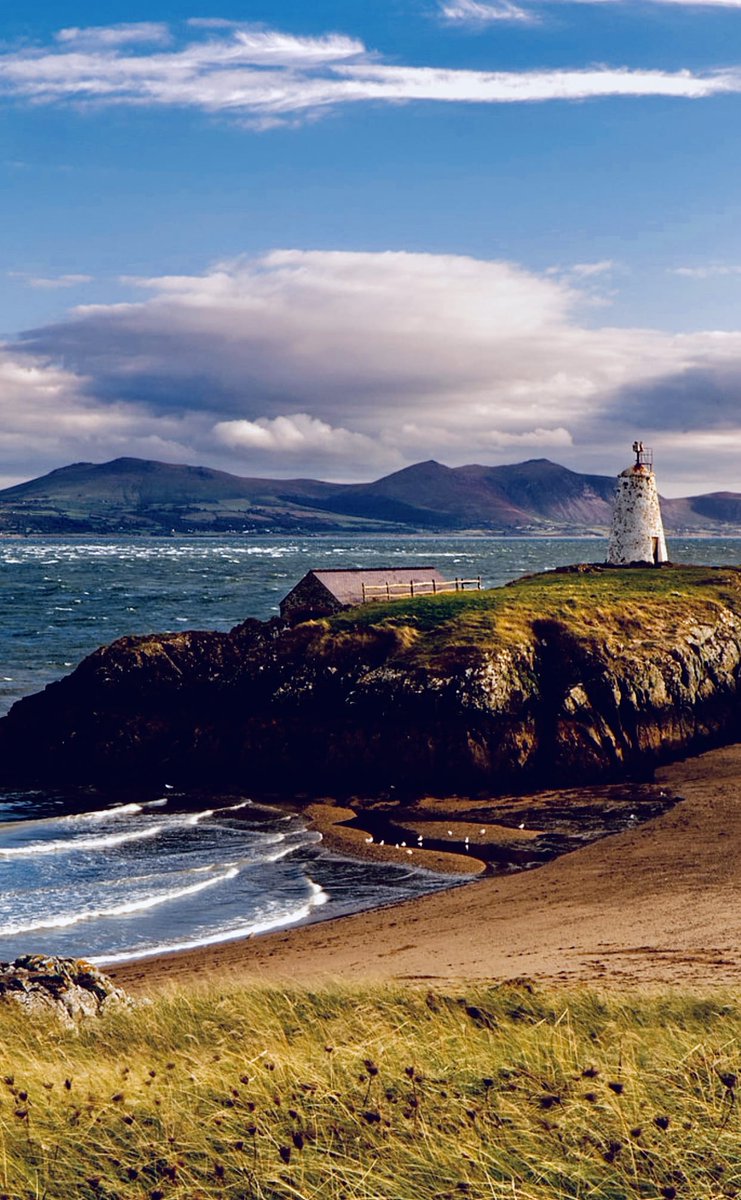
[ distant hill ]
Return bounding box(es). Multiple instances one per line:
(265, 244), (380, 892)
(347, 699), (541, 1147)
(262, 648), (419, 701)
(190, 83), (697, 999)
(307, 459), (618, 529)
(0, 455), (738, 536)
(0, 458), (344, 535)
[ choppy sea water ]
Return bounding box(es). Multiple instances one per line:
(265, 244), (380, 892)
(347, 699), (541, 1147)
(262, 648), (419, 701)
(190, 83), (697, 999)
(0, 787), (455, 965)
(0, 534), (738, 963)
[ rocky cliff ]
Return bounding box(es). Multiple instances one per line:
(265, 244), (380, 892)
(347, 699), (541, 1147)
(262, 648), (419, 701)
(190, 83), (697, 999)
(1, 565), (740, 795)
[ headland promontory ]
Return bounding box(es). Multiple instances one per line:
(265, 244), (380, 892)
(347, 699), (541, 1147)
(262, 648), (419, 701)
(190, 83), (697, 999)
(1, 563), (739, 795)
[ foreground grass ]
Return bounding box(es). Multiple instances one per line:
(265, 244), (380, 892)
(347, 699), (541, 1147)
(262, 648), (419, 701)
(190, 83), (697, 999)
(0, 983), (739, 1199)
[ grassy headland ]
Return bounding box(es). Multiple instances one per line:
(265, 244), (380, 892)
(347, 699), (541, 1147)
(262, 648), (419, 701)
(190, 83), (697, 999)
(2, 563), (741, 793)
(329, 563), (741, 653)
(0, 982), (739, 1199)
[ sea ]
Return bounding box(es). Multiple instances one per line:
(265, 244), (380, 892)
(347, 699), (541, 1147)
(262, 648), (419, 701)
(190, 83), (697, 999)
(0, 533), (739, 966)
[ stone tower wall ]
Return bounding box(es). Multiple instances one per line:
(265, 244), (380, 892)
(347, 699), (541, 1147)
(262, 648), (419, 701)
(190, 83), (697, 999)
(607, 469), (668, 564)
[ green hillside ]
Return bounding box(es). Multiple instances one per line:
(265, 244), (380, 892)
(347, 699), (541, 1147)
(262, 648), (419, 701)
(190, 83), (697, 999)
(0, 455), (739, 535)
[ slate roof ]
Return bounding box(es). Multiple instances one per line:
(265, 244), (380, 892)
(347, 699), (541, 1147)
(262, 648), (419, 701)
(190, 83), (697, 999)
(309, 566), (447, 605)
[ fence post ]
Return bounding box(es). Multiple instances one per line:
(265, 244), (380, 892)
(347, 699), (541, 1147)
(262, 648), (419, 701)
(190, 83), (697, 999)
(386, 582), (390, 599)
(410, 580), (415, 597)
(432, 579), (436, 594)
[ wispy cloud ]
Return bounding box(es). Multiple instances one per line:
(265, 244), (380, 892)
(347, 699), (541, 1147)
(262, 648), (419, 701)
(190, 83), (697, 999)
(440, 1), (534, 24)
(55, 24), (172, 49)
(9, 272), (94, 290)
(567, 260), (617, 277)
(0, 22), (740, 126)
(672, 264), (741, 277)
(438, 0), (741, 23)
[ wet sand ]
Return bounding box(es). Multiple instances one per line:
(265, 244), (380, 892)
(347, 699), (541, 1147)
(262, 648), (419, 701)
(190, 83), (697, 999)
(111, 742), (741, 994)
(303, 801), (488, 874)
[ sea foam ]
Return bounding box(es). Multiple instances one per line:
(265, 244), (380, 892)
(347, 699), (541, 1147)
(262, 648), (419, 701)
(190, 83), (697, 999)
(0, 866), (239, 935)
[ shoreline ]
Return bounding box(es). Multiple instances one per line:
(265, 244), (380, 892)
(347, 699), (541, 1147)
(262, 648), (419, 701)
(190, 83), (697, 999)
(109, 741), (741, 993)
(303, 800), (488, 875)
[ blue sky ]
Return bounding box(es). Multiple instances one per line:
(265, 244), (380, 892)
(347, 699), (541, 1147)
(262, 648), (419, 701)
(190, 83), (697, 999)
(1, 0), (741, 492)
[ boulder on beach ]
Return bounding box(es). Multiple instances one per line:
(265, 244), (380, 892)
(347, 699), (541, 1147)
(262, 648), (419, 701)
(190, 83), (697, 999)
(0, 955), (132, 1024)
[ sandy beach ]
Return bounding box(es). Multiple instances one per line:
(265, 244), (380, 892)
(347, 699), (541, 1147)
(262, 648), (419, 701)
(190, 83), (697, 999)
(111, 741), (741, 994)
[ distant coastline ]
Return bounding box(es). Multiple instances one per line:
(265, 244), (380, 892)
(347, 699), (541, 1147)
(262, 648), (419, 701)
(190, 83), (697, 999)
(2, 454), (740, 537)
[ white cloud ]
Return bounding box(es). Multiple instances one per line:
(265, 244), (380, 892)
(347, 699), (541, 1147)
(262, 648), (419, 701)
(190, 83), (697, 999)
(55, 24), (172, 48)
(439, 0), (741, 18)
(21, 274), (93, 290)
(483, 426), (574, 446)
(399, 422), (573, 447)
(0, 22), (740, 126)
(568, 260), (617, 278)
(0, 345), (206, 483)
(332, 63), (740, 104)
(440, 0), (534, 23)
(672, 264), (741, 278)
(547, 260), (619, 303)
(11, 248), (741, 491)
(213, 413), (392, 469)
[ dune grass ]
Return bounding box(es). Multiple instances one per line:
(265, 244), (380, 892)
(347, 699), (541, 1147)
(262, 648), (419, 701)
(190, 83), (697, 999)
(0, 981), (739, 1198)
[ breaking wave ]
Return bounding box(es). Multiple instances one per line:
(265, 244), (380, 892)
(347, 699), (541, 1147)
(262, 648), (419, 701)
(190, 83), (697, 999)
(0, 866), (239, 935)
(69, 803), (144, 821)
(0, 825), (164, 857)
(93, 879), (329, 965)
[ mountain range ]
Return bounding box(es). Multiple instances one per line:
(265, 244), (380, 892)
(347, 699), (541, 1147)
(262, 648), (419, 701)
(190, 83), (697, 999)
(0, 455), (739, 536)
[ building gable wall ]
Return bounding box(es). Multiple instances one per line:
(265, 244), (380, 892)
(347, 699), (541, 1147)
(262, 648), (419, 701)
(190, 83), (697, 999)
(279, 572), (344, 622)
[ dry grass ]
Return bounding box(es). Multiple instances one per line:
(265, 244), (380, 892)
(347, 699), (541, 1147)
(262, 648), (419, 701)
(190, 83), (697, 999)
(327, 565), (741, 670)
(0, 982), (739, 1198)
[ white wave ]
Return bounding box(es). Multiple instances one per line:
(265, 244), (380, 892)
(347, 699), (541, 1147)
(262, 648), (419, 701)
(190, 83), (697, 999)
(1, 802), (218, 836)
(92, 876), (329, 965)
(65, 803), (143, 823)
(184, 809), (213, 825)
(0, 825), (163, 858)
(258, 843), (301, 867)
(0, 867), (239, 935)
(308, 878), (329, 907)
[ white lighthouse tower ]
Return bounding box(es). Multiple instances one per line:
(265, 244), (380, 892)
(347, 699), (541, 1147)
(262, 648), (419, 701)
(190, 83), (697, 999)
(607, 441), (668, 565)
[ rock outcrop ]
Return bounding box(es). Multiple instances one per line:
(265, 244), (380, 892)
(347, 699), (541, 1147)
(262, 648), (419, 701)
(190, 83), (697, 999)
(0, 564), (740, 795)
(0, 956), (131, 1024)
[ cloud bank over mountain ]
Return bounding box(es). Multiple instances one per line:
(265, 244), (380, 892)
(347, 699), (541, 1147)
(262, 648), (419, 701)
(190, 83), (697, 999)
(3, 249), (740, 492)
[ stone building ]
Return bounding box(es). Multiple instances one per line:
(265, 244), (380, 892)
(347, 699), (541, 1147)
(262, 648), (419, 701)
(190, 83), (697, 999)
(280, 566), (451, 623)
(607, 442), (668, 565)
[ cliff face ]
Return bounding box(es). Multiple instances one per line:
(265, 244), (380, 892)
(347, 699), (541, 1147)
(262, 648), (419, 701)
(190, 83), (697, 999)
(1, 565), (740, 794)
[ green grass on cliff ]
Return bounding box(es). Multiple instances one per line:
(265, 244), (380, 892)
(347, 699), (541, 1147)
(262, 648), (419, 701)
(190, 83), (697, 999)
(1, 982), (740, 1199)
(328, 565), (741, 661)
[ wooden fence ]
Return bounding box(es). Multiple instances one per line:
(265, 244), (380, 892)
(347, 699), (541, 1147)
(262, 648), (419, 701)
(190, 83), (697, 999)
(361, 577), (482, 602)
